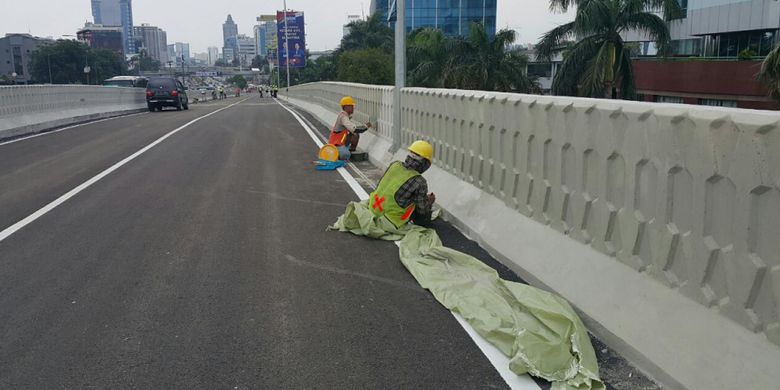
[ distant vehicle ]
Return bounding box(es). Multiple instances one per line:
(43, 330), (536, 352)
(145, 77), (189, 112)
(103, 76), (148, 88)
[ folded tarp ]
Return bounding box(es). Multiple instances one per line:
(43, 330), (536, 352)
(329, 200), (604, 390)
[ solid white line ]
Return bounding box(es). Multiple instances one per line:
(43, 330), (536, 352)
(275, 98), (541, 390)
(275, 99), (369, 199)
(290, 105), (378, 188)
(0, 97), (251, 243)
(0, 112), (146, 147)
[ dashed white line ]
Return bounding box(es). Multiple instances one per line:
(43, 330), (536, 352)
(0, 97), (251, 244)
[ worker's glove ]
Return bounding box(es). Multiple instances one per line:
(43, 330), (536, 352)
(428, 192), (436, 204)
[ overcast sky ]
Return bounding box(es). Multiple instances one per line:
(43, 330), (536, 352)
(1, 0), (574, 53)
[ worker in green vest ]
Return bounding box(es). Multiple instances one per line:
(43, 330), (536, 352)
(369, 140), (436, 227)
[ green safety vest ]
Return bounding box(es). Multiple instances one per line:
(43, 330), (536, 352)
(370, 162), (420, 227)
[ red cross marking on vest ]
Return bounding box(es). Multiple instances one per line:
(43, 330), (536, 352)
(401, 206), (414, 221)
(372, 194), (385, 212)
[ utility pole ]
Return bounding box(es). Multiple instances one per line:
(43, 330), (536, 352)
(47, 54), (52, 84)
(283, 0), (291, 92)
(392, 0), (406, 151)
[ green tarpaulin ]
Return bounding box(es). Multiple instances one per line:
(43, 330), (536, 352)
(329, 200), (605, 390)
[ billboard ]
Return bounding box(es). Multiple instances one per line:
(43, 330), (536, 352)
(276, 11), (306, 68)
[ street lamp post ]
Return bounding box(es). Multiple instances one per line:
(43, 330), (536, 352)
(47, 54), (53, 84)
(393, 0), (406, 151)
(84, 53), (90, 85)
(283, 0), (291, 92)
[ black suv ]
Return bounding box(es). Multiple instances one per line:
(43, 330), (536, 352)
(146, 77), (189, 112)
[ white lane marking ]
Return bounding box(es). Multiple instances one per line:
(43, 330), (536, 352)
(0, 97), (251, 244)
(276, 99), (541, 390)
(0, 112), (146, 147)
(275, 99), (368, 199)
(290, 106), (378, 188)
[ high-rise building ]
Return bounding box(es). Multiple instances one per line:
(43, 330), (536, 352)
(369, 0), (496, 37)
(158, 29), (168, 64)
(255, 15), (277, 62)
(0, 33), (53, 84)
(133, 24), (167, 63)
(222, 14), (239, 61)
(237, 34), (257, 66)
(91, 0), (135, 55)
(174, 42), (191, 65)
(208, 47), (220, 65)
(223, 47), (235, 63)
(77, 23), (124, 56)
(167, 44), (175, 64)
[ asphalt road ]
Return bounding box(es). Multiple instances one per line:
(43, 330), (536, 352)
(0, 96), (513, 388)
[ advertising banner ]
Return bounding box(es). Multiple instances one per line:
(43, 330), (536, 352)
(276, 11), (306, 68)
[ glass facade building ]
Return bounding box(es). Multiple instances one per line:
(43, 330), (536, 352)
(91, 0), (135, 55)
(370, 0), (497, 37)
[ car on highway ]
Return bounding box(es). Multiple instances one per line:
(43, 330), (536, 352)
(146, 77), (189, 112)
(103, 76), (148, 88)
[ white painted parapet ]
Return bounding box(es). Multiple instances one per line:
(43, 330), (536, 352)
(283, 82), (780, 389)
(0, 85), (146, 140)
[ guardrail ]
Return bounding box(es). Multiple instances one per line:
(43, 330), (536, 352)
(0, 85), (147, 140)
(283, 82), (780, 390)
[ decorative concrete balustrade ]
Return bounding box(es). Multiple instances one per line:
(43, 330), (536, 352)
(284, 82), (780, 389)
(0, 85), (146, 140)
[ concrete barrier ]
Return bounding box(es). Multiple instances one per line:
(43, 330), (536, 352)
(284, 82), (780, 390)
(0, 85), (146, 141)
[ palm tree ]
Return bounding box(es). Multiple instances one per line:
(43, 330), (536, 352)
(449, 23), (540, 93)
(549, 0), (682, 21)
(537, 0), (677, 98)
(407, 28), (459, 88)
(759, 44), (780, 98)
(340, 14), (394, 54)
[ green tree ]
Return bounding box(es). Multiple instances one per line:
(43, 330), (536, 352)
(286, 52), (339, 84)
(759, 44), (780, 98)
(340, 14), (394, 53)
(89, 48), (127, 83)
(444, 24), (539, 93)
(549, 0), (683, 21)
(231, 58), (240, 67)
(29, 39), (126, 84)
(337, 48), (394, 85)
(250, 55), (269, 71)
(135, 49), (160, 72)
(227, 75), (248, 89)
(214, 58), (227, 67)
(407, 28), (459, 88)
(537, 0), (676, 98)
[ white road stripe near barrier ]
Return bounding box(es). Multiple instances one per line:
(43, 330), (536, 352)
(275, 98), (542, 390)
(0, 97), (251, 244)
(0, 112), (146, 147)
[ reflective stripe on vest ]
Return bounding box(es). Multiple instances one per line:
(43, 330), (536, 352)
(369, 162), (420, 228)
(328, 111), (350, 146)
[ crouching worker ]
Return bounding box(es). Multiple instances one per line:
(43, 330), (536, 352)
(370, 140), (436, 227)
(329, 96), (371, 156)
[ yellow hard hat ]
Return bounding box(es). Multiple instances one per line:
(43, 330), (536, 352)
(408, 140), (433, 161)
(318, 144), (340, 162)
(340, 96), (355, 107)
